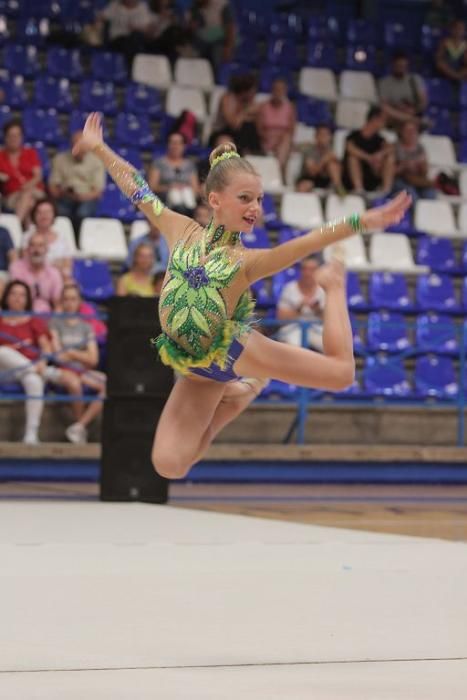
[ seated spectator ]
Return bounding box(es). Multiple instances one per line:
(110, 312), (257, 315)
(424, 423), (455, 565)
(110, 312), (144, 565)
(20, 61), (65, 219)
(126, 221), (169, 275)
(0, 280), (51, 444)
(49, 130), (106, 242)
(0, 120), (45, 229)
(296, 124), (345, 194)
(188, 0), (236, 66)
(9, 233), (63, 312)
(92, 0), (157, 68)
(277, 257), (325, 352)
(257, 78), (296, 177)
(117, 242), (156, 297)
(194, 201), (211, 227)
(424, 0), (454, 29)
(146, 0), (192, 60)
(395, 121), (437, 200)
(148, 132), (200, 215)
(435, 19), (467, 83)
(211, 74), (262, 155)
(379, 51), (428, 129)
(23, 199), (74, 280)
(49, 283), (106, 444)
(0, 225), (16, 297)
(343, 107), (395, 196)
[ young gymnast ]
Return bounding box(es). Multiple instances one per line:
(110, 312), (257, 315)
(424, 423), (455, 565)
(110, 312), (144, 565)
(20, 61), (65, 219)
(74, 113), (411, 479)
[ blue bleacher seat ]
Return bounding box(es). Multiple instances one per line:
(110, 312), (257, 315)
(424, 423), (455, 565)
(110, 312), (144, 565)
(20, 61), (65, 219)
(72, 259), (115, 302)
(4, 44), (39, 78)
(259, 66), (293, 93)
(217, 62), (244, 86)
(0, 75), (28, 109)
(114, 113), (154, 148)
(414, 355), (458, 399)
(416, 237), (459, 274)
(350, 313), (365, 356)
(0, 0), (19, 17)
(26, 141), (51, 179)
(259, 379), (298, 401)
(270, 12), (304, 39)
(461, 83), (467, 109)
(46, 47), (84, 80)
(461, 277), (467, 308)
(91, 51), (128, 84)
(307, 16), (340, 43)
(22, 108), (62, 145)
(262, 193), (282, 229)
(233, 37), (262, 65)
(16, 17), (50, 45)
(237, 8), (266, 38)
(367, 311), (410, 353)
(19, 0), (63, 19)
(363, 355), (412, 398)
(95, 182), (137, 222)
(346, 271), (366, 310)
(69, 109), (111, 140)
(415, 313), (459, 356)
(420, 24), (443, 56)
(458, 140), (467, 164)
(427, 106), (455, 139)
(272, 266), (300, 302)
(416, 273), (461, 313)
(251, 278), (275, 308)
(108, 144), (144, 171)
(384, 21), (419, 50)
(34, 76), (73, 112)
(333, 373), (363, 398)
(306, 42), (340, 70)
(346, 19), (378, 44)
(296, 96), (333, 126)
(124, 82), (162, 118)
(267, 37), (300, 68)
(79, 80), (118, 115)
(426, 78), (457, 110)
(345, 45), (377, 72)
(368, 272), (412, 311)
(241, 227), (271, 249)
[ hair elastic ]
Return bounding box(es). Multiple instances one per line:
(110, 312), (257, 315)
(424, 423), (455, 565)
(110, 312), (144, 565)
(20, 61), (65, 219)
(210, 151), (241, 170)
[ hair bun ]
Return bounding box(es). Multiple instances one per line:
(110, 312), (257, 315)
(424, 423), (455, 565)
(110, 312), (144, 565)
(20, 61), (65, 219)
(209, 142), (238, 168)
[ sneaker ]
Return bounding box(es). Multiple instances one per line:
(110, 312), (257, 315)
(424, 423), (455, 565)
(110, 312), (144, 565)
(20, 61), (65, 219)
(23, 430), (39, 445)
(65, 422), (88, 444)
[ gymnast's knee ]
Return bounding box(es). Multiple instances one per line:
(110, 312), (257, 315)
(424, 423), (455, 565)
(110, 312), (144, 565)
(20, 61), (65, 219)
(152, 449), (190, 480)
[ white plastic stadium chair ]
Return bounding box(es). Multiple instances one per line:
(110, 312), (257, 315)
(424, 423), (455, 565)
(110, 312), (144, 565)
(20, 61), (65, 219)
(323, 233), (372, 271)
(79, 218), (127, 261)
(370, 233), (427, 273)
(280, 192), (323, 230)
(333, 129), (349, 160)
(459, 168), (467, 199)
(293, 123), (316, 146)
(129, 220), (149, 241)
(325, 194), (365, 221)
(335, 99), (369, 130)
(0, 213), (22, 247)
(285, 151), (303, 188)
(132, 54), (172, 91)
(457, 203), (467, 234)
(419, 134), (457, 170)
(174, 58), (214, 92)
(415, 199), (459, 237)
(166, 85), (207, 122)
(298, 68), (338, 101)
(54, 216), (78, 254)
(246, 155), (284, 194)
(339, 70), (377, 102)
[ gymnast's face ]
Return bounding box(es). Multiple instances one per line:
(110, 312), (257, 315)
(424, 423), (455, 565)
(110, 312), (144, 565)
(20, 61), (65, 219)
(208, 172), (263, 233)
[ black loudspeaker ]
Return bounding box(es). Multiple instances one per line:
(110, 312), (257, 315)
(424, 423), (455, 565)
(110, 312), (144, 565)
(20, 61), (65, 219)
(100, 397), (169, 503)
(106, 296), (174, 397)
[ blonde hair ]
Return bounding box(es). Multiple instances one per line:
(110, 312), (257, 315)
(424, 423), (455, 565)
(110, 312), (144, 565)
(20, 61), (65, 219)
(205, 142), (258, 195)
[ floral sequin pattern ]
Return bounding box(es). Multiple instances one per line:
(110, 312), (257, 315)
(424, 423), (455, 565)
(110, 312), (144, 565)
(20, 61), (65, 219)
(160, 236), (241, 356)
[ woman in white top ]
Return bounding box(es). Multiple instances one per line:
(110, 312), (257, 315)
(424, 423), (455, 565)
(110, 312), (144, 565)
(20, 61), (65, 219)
(23, 198), (74, 280)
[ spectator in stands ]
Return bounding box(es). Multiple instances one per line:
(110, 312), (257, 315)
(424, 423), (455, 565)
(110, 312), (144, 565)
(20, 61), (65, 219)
(49, 130), (106, 242)
(257, 78), (296, 178)
(277, 257), (325, 352)
(146, 0), (192, 61)
(9, 233), (63, 312)
(92, 0), (157, 68)
(211, 74), (262, 155)
(379, 51), (428, 129)
(194, 201), (211, 227)
(0, 120), (45, 229)
(343, 107), (396, 196)
(0, 280), (51, 444)
(148, 132), (200, 215)
(296, 124), (345, 194)
(23, 199), (74, 281)
(126, 221), (169, 274)
(187, 0), (236, 66)
(424, 0), (454, 28)
(0, 225), (16, 297)
(48, 283), (106, 444)
(394, 121), (437, 201)
(435, 19), (467, 83)
(117, 242), (156, 297)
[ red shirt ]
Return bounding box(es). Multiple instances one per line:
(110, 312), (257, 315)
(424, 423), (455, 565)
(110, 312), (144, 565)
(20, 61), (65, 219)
(0, 147), (44, 196)
(0, 317), (48, 360)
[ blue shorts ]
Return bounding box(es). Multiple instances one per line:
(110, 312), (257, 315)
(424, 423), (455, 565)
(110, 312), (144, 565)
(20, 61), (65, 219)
(189, 338), (244, 383)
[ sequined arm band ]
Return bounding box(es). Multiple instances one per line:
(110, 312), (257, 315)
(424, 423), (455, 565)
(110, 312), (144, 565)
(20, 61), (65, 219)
(93, 143), (165, 217)
(318, 214), (366, 237)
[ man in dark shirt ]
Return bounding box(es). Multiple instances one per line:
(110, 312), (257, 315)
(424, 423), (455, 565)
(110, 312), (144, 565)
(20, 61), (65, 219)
(343, 106), (396, 195)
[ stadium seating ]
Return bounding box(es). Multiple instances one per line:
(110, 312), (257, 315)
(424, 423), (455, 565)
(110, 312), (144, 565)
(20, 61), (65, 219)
(242, 227), (271, 249)
(0, 213), (22, 247)
(363, 355), (412, 398)
(367, 311), (410, 353)
(335, 99), (369, 130)
(416, 273), (461, 313)
(416, 237), (460, 274)
(79, 218), (128, 261)
(114, 113), (154, 148)
(325, 194), (365, 220)
(306, 42), (339, 71)
(132, 54), (172, 90)
(280, 192), (323, 229)
(90, 51), (127, 84)
(415, 314), (459, 356)
(419, 134), (457, 170)
(22, 108), (62, 145)
(95, 182), (138, 222)
(1, 75), (28, 109)
(323, 233), (372, 272)
(72, 258), (115, 302)
(4, 44), (39, 77)
(415, 200), (459, 238)
(345, 45), (377, 73)
(34, 76), (73, 112)
(124, 83), (162, 118)
(369, 233), (425, 273)
(346, 271), (367, 310)
(298, 68), (338, 101)
(174, 58), (214, 92)
(247, 156), (284, 194)
(79, 80), (118, 116)
(414, 356), (458, 399)
(46, 47), (84, 80)
(368, 272), (413, 311)
(166, 85), (207, 122)
(339, 70), (377, 102)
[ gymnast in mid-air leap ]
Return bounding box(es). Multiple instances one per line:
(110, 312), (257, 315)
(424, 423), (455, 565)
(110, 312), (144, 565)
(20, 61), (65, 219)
(74, 113), (412, 479)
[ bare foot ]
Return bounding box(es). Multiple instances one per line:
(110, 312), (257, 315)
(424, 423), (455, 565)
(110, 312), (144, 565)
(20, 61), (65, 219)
(314, 258), (346, 290)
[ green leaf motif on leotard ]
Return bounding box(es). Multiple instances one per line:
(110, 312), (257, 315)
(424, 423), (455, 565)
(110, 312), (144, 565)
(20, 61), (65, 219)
(161, 238), (241, 356)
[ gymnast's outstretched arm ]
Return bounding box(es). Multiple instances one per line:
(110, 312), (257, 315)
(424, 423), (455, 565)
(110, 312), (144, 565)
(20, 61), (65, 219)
(244, 191), (412, 283)
(73, 113), (193, 246)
